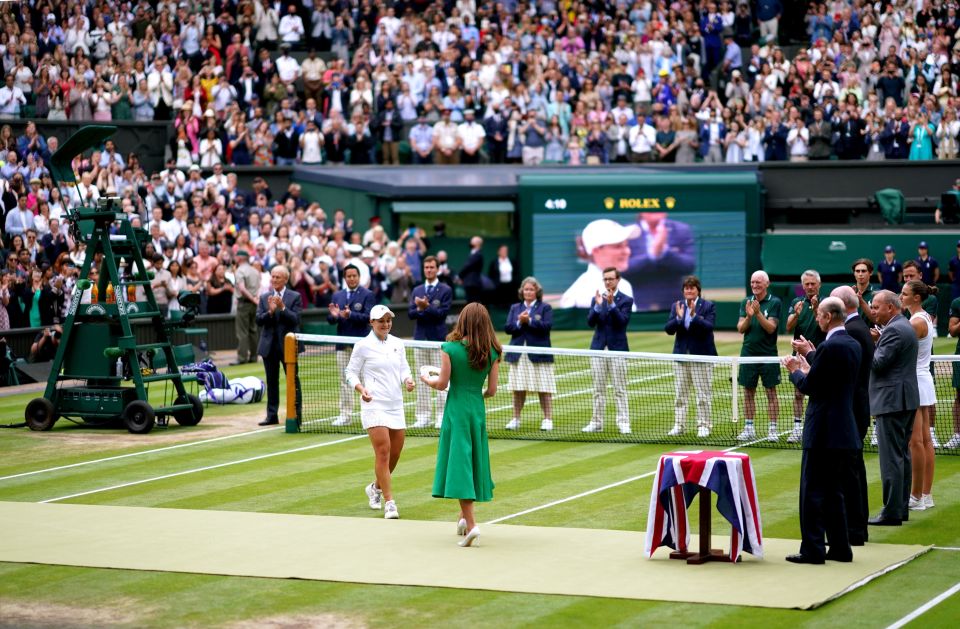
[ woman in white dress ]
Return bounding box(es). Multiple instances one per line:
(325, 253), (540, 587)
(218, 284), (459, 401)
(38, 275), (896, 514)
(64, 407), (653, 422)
(345, 305), (415, 520)
(901, 280), (936, 510)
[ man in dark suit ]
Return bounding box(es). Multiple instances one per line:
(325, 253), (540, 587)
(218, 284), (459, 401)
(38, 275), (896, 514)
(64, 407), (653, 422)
(328, 265), (375, 426)
(484, 102), (509, 163)
(256, 265), (302, 426)
(457, 235), (485, 303)
(623, 212), (695, 312)
(880, 116), (910, 159)
(829, 285), (875, 545)
(783, 296), (862, 564)
(409, 255), (452, 429)
(664, 275), (717, 438)
(583, 267), (634, 435)
(868, 289), (920, 525)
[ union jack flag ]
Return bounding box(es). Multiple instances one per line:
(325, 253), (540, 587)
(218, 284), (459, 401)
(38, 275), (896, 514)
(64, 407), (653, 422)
(644, 450), (764, 562)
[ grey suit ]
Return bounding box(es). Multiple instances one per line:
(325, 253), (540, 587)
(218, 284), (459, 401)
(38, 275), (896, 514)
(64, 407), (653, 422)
(868, 313), (919, 521)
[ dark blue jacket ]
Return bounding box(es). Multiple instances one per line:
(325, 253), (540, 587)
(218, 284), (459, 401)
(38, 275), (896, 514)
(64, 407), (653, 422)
(408, 281), (452, 341)
(764, 122), (789, 161)
(664, 298), (718, 356)
(623, 219), (696, 311)
(789, 330), (862, 450)
(326, 286), (374, 337)
(587, 292), (633, 351)
(504, 301), (553, 363)
(256, 289), (302, 358)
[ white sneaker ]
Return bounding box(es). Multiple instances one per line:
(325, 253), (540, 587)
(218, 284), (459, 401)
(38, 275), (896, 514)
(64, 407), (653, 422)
(365, 482), (382, 510)
(505, 418), (520, 431)
(908, 495), (926, 511)
(332, 415), (351, 427)
(923, 494), (934, 509)
(786, 425), (803, 443)
(617, 421), (631, 434)
(582, 420), (603, 433)
(870, 425), (878, 447)
(667, 425), (684, 437)
(945, 434), (960, 449)
(697, 426), (711, 439)
(737, 425), (757, 441)
(930, 428), (941, 449)
(540, 418), (553, 431)
(384, 500), (399, 519)
(412, 416), (432, 429)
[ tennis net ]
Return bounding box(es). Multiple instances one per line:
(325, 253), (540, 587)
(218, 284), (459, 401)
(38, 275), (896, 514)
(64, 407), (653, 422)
(286, 333), (960, 453)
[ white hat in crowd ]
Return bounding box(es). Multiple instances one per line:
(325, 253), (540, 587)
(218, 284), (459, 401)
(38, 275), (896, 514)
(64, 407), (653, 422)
(581, 219), (633, 255)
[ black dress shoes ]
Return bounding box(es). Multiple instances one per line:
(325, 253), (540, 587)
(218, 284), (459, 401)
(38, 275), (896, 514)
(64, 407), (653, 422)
(850, 538), (866, 547)
(825, 551), (853, 562)
(868, 515), (902, 526)
(258, 418), (279, 426)
(786, 553), (825, 565)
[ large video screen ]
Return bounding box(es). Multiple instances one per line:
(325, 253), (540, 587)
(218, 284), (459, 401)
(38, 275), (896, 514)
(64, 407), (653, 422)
(534, 211), (746, 312)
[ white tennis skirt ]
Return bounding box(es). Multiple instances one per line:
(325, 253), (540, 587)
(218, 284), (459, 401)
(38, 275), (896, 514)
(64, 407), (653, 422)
(361, 405), (407, 430)
(918, 371), (936, 407)
(507, 354), (557, 394)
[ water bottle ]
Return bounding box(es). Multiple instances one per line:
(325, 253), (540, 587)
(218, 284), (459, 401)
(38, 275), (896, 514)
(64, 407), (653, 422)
(116, 356), (123, 379)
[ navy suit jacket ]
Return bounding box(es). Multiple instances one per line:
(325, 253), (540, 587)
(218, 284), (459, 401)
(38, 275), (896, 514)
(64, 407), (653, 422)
(256, 289), (302, 358)
(326, 286), (375, 337)
(408, 281), (452, 341)
(789, 329), (862, 450)
(458, 250), (484, 288)
(844, 314), (874, 437)
(504, 301), (554, 363)
(587, 292), (633, 351)
(664, 298), (718, 356)
(623, 219), (696, 311)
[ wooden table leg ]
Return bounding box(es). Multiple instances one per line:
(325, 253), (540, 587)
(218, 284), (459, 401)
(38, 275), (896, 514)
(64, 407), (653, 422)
(685, 487), (730, 564)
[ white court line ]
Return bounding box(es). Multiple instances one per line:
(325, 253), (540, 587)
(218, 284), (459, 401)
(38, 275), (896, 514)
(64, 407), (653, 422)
(933, 546), (960, 551)
(39, 434), (367, 503)
(486, 438), (768, 525)
(886, 582), (960, 629)
(0, 426), (282, 483)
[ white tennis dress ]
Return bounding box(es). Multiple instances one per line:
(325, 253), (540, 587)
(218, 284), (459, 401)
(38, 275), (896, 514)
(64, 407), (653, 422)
(911, 310), (936, 406)
(344, 331), (413, 430)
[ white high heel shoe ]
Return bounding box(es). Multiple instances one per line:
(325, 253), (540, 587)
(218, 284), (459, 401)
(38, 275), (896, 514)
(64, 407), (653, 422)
(459, 526), (480, 547)
(457, 518), (467, 536)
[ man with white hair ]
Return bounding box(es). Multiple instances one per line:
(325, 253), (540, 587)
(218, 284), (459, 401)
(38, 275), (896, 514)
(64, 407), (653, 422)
(786, 270), (824, 443)
(736, 270), (782, 442)
(560, 219), (636, 309)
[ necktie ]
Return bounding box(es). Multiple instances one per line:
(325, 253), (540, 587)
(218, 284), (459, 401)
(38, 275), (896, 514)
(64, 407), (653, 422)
(426, 284), (434, 298)
(347, 290), (353, 301)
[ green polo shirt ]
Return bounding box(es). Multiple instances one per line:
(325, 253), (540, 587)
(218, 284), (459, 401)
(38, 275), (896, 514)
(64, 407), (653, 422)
(922, 294), (938, 319)
(856, 284), (875, 321)
(739, 293), (781, 357)
(789, 295), (826, 346)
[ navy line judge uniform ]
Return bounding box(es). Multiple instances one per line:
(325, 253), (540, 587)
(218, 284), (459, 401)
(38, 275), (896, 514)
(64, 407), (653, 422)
(584, 290), (634, 433)
(256, 287), (302, 425)
(788, 326), (862, 563)
(328, 284), (375, 424)
(409, 279), (452, 426)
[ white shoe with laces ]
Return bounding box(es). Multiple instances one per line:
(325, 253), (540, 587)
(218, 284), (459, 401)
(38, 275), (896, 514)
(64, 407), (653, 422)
(617, 421), (631, 434)
(908, 495), (926, 511)
(930, 427), (941, 449)
(870, 425), (878, 447)
(582, 420), (603, 433)
(923, 494), (934, 509)
(540, 418), (553, 431)
(365, 482), (382, 510)
(667, 425), (684, 437)
(737, 425), (756, 441)
(412, 416), (432, 429)
(697, 426), (711, 439)
(505, 418), (520, 431)
(786, 425), (803, 443)
(332, 415), (351, 427)
(945, 433), (960, 449)
(384, 500), (399, 519)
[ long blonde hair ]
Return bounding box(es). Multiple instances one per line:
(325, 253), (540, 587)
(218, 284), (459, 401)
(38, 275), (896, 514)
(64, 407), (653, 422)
(447, 302), (502, 370)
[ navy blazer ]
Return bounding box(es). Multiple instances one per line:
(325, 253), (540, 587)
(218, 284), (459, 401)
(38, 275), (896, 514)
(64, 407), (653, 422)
(408, 281), (452, 341)
(789, 329), (862, 450)
(587, 292), (633, 351)
(504, 301), (553, 363)
(256, 289), (302, 358)
(664, 298), (718, 356)
(326, 286), (375, 337)
(844, 314), (875, 437)
(458, 250), (484, 288)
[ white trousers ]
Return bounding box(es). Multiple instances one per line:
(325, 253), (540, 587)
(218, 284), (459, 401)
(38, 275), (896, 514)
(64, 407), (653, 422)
(414, 347), (447, 420)
(336, 348), (355, 419)
(673, 361), (714, 429)
(591, 356), (629, 424)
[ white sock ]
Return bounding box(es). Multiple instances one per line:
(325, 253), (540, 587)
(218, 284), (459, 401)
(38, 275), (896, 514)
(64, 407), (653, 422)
(744, 419), (754, 427)
(793, 417), (802, 425)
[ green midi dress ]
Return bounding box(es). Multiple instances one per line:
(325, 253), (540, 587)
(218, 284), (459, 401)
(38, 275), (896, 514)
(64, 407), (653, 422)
(432, 340), (498, 502)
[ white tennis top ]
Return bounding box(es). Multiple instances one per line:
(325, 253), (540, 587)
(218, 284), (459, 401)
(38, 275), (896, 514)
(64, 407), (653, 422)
(344, 331), (413, 409)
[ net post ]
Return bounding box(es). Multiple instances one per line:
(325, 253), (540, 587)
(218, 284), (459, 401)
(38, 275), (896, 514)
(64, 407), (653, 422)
(730, 357), (739, 424)
(284, 332), (299, 433)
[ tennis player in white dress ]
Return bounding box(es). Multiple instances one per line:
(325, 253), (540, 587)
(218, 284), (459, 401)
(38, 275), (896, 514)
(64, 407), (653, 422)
(902, 280), (937, 511)
(345, 305), (415, 519)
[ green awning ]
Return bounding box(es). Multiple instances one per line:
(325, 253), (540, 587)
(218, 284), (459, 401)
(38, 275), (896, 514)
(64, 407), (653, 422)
(392, 201), (514, 214)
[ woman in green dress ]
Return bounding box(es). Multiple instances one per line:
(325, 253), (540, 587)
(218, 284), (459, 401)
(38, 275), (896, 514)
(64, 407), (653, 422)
(421, 302), (502, 547)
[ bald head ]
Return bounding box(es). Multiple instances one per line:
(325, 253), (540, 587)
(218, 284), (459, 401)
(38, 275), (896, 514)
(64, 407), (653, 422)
(830, 285), (858, 313)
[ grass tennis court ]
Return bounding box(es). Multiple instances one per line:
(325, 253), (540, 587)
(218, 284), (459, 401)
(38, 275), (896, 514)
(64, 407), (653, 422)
(1, 332), (959, 627)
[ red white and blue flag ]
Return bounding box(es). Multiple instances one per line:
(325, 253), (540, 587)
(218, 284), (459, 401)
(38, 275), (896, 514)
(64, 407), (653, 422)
(644, 450), (764, 562)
